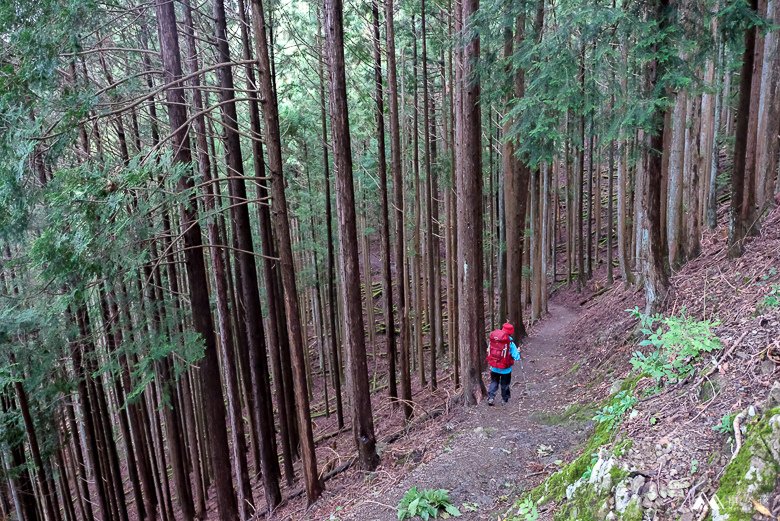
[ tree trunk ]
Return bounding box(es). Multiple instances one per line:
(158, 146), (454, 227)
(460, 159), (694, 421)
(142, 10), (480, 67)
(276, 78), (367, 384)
(729, 0), (759, 258)
(212, 0), (281, 509)
(421, 0), (438, 389)
(743, 0), (767, 232)
(316, 12), (345, 430)
(707, 40), (725, 229)
(370, 0), (397, 400)
(12, 361), (58, 521)
(642, 0), (671, 312)
(607, 137), (615, 285)
(505, 12), (530, 338)
(250, 0), (324, 501)
(457, 0), (487, 405)
(667, 91), (687, 269)
(153, 1), (239, 517)
(323, 0), (382, 470)
(757, 0), (780, 208)
(386, 0), (413, 420)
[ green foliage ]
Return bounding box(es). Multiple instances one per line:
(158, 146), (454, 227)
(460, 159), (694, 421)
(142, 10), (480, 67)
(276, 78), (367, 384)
(713, 413), (735, 435)
(627, 307), (721, 385)
(396, 488), (462, 520)
(512, 497), (539, 521)
(592, 391), (637, 428)
(758, 284), (780, 312)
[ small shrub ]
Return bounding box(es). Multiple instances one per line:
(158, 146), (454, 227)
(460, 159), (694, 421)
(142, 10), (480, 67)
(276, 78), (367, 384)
(758, 284), (780, 311)
(397, 488), (461, 520)
(511, 497), (539, 521)
(712, 413), (735, 435)
(593, 390), (637, 427)
(627, 307), (721, 384)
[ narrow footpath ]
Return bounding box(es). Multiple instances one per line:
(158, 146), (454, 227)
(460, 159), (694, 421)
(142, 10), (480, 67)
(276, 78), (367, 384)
(345, 303), (592, 520)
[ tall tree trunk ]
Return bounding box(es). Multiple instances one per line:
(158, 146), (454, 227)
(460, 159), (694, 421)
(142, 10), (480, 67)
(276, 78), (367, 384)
(323, 0), (382, 470)
(316, 11), (345, 430)
(757, 0), (780, 207)
(707, 39), (725, 229)
(370, 0), (398, 400)
(386, 0), (413, 420)
(729, 0), (759, 258)
(422, 0), (438, 389)
(667, 91), (687, 269)
(212, 0), (280, 509)
(250, 0), (324, 502)
(607, 137), (615, 285)
(12, 362), (57, 521)
(457, 0), (487, 405)
(642, 0), (671, 312)
(743, 0), (767, 232)
(505, 11), (530, 338)
(153, 1), (239, 517)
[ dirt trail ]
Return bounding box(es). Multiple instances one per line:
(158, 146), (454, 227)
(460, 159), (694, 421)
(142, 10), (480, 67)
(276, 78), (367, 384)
(345, 303), (591, 520)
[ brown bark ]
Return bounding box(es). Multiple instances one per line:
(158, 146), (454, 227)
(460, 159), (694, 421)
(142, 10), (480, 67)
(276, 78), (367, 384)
(757, 0), (780, 207)
(667, 91), (687, 269)
(153, 1), (239, 517)
(505, 12), (530, 338)
(457, 0), (487, 405)
(211, 0), (280, 509)
(323, 0), (381, 470)
(250, 0), (324, 502)
(371, 0), (398, 401)
(421, 0), (438, 389)
(12, 359), (58, 521)
(743, 0), (767, 232)
(317, 12), (345, 429)
(642, 0), (671, 312)
(729, 0), (759, 258)
(386, 0), (414, 420)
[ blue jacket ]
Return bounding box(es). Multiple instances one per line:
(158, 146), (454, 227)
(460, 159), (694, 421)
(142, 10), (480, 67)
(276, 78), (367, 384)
(489, 339), (521, 374)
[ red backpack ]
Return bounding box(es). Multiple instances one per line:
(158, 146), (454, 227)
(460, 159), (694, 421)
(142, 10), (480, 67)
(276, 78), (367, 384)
(486, 329), (514, 369)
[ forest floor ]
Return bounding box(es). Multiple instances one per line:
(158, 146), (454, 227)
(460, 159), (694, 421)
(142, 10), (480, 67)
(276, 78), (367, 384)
(271, 208), (780, 521)
(338, 303), (594, 520)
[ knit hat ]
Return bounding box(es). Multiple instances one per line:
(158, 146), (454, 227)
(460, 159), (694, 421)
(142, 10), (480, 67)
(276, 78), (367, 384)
(502, 322), (515, 336)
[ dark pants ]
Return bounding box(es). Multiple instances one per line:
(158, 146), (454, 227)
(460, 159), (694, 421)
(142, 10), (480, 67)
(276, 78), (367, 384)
(488, 371), (512, 402)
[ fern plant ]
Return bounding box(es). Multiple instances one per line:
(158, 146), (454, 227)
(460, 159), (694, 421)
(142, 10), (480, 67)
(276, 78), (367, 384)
(397, 488), (462, 520)
(627, 308), (721, 385)
(592, 390), (637, 427)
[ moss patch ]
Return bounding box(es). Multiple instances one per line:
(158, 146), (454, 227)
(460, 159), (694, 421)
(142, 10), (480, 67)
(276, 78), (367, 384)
(531, 401), (598, 426)
(621, 498), (643, 521)
(505, 372), (645, 520)
(710, 408), (780, 520)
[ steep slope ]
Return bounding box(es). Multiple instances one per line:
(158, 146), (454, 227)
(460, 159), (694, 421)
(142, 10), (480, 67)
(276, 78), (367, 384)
(504, 207), (780, 521)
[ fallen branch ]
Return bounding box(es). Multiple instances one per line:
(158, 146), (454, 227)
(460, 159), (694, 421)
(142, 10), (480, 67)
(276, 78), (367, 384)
(731, 408), (748, 462)
(579, 286), (610, 306)
(381, 407), (446, 445)
(314, 426), (350, 444)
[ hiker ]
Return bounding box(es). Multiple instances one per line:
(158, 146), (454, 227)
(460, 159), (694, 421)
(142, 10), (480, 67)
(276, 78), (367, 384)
(485, 322), (521, 406)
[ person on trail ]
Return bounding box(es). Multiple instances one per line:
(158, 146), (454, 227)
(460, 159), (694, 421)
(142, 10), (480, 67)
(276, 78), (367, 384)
(485, 322), (521, 406)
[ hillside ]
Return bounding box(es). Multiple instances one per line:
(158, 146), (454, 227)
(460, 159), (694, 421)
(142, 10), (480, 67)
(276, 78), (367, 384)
(498, 207), (780, 520)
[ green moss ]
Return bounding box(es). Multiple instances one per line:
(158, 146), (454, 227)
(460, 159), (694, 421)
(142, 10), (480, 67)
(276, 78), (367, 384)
(531, 402), (598, 426)
(610, 464), (629, 485)
(620, 498), (643, 521)
(530, 420), (614, 505)
(619, 374), (643, 393)
(613, 438), (633, 458)
(508, 373), (645, 520)
(711, 408), (780, 520)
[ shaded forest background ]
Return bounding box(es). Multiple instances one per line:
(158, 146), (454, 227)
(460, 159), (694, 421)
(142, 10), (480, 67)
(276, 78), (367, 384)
(0, 0), (778, 519)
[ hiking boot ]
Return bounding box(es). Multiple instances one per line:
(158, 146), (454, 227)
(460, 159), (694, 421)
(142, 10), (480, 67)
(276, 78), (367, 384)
(487, 397), (495, 406)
